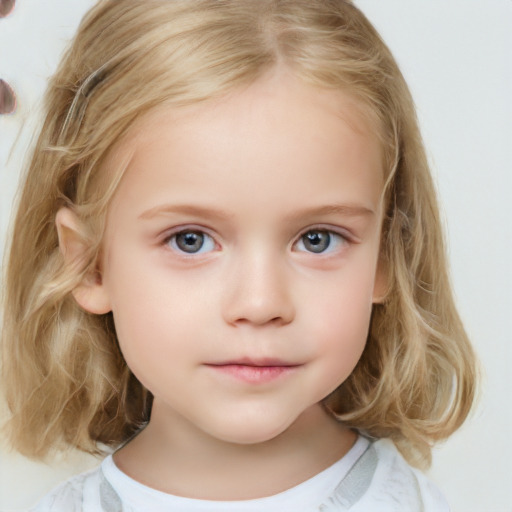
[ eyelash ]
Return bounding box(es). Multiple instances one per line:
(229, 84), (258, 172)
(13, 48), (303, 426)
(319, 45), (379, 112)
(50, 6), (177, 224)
(162, 226), (352, 257)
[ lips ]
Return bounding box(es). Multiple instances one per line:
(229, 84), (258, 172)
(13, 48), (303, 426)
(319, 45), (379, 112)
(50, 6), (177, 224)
(209, 357), (297, 367)
(205, 358), (301, 384)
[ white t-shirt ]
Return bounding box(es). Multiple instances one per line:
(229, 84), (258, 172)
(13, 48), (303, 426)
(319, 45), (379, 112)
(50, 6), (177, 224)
(30, 436), (449, 511)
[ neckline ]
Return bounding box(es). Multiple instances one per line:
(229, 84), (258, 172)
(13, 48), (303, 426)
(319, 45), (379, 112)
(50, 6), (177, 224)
(101, 435), (370, 511)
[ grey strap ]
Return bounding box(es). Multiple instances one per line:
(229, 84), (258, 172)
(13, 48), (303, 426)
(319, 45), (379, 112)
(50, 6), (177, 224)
(99, 468), (124, 512)
(319, 444), (378, 510)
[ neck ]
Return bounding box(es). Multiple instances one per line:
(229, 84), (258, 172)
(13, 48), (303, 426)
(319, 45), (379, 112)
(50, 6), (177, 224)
(114, 402), (356, 500)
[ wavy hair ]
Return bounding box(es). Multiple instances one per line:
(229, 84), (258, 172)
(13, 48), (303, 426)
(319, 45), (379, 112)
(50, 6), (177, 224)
(1, 0), (477, 467)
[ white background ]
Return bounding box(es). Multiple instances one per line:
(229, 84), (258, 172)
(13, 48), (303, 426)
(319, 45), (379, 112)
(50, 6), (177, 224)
(1, 1), (511, 510)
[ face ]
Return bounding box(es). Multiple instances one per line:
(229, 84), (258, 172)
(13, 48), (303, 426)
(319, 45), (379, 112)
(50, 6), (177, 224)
(88, 71), (385, 445)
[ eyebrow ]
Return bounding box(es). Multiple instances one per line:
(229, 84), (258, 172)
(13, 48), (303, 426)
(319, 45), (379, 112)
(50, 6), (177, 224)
(139, 204), (235, 221)
(287, 204), (376, 221)
(139, 203), (375, 221)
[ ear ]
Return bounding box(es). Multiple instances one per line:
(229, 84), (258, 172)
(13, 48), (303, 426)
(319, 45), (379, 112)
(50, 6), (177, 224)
(372, 256), (389, 304)
(55, 207), (112, 314)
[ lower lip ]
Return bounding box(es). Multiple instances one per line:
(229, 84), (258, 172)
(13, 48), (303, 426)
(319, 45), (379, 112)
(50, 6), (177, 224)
(206, 364), (298, 384)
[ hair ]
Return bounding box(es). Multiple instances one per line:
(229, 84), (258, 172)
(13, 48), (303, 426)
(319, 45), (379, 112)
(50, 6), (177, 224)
(1, 0), (477, 468)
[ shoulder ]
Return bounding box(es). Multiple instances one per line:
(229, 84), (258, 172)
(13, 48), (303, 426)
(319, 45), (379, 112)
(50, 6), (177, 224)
(360, 439), (449, 511)
(324, 437), (450, 512)
(29, 460), (122, 512)
(29, 470), (94, 512)
(369, 439), (449, 511)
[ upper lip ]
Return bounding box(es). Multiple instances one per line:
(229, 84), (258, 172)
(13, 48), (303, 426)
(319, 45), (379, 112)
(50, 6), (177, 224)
(206, 358), (299, 367)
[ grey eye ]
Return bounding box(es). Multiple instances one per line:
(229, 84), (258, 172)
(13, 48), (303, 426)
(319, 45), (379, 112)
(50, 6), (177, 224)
(0, 79), (16, 114)
(175, 231), (205, 253)
(294, 229), (348, 255)
(0, 0), (15, 18)
(301, 230), (332, 253)
(168, 230), (216, 255)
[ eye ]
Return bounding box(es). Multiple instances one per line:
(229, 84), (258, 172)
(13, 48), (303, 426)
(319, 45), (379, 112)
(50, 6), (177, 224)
(167, 230), (216, 255)
(294, 229), (347, 254)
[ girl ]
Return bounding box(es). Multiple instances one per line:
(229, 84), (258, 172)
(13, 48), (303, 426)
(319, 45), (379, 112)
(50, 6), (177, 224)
(1, 0), (478, 510)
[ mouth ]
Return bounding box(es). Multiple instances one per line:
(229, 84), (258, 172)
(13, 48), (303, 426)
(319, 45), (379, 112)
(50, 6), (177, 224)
(204, 358), (301, 384)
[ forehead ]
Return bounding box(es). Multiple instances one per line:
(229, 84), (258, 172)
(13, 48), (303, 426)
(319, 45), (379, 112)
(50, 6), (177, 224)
(123, 69), (380, 153)
(105, 71), (384, 215)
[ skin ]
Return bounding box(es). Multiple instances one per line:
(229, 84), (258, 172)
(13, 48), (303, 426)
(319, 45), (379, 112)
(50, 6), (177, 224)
(58, 69), (386, 500)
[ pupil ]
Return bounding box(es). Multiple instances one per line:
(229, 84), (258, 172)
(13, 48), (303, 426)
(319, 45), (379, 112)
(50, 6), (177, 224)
(177, 232), (203, 253)
(304, 231), (330, 253)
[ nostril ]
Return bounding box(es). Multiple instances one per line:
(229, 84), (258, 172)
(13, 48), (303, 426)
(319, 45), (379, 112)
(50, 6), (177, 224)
(0, 79), (17, 114)
(0, 0), (15, 18)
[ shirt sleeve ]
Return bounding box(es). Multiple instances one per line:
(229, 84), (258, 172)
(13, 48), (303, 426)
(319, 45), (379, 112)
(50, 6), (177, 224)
(347, 439), (451, 512)
(29, 468), (102, 512)
(413, 469), (451, 512)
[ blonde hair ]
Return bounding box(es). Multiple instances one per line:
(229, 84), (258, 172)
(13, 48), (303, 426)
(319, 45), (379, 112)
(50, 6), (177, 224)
(1, 0), (477, 467)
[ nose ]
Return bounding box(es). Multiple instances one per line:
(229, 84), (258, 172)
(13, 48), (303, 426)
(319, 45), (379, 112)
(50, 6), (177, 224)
(222, 250), (295, 328)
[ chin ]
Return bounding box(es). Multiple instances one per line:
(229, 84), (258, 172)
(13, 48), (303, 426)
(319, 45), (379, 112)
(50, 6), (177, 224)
(205, 415), (295, 446)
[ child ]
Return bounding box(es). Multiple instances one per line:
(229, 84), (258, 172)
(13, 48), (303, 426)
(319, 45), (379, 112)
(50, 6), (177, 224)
(1, 0), (478, 510)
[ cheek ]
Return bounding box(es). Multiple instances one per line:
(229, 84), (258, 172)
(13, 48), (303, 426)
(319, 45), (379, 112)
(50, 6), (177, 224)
(306, 266), (375, 336)
(102, 254), (171, 367)
(111, 296), (192, 398)
(104, 253), (215, 386)
(320, 299), (370, 367)
(302, 270), (375, 378)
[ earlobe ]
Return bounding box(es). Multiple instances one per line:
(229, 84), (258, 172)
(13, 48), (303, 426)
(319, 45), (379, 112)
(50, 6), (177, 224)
(372, 257), (389, 304)
(55, 207), (112, 315)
